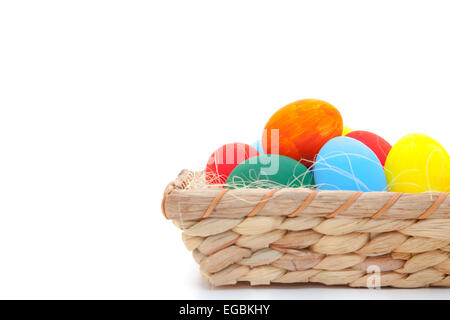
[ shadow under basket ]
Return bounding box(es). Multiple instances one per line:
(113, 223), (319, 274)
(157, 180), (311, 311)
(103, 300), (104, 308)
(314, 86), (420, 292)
(162, 170), (450, 288)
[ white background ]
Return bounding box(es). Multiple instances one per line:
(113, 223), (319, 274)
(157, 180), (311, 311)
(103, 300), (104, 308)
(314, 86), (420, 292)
(0, 0), (449, 299)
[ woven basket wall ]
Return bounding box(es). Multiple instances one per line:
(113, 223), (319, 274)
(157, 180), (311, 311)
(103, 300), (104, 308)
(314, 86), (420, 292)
(162, 170), (450, 288)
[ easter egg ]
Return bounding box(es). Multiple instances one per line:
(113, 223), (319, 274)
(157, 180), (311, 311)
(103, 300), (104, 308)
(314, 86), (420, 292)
(263, 99), (343, 167)
(342, 126), (353, 136)
(206, 143), (259, 185)
(251, 140), (265, 154)
(226, 154), (314, 189)
(346, 130), (392, 166)
(384, 134), (450, 193)
(314, 136), (387, 191)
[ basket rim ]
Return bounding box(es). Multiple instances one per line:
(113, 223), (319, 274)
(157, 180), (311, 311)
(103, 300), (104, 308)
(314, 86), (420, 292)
(162, 170), (450, 221)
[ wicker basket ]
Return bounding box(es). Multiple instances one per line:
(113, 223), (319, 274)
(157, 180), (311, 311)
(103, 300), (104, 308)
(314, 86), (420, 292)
(162, 170), (450, 288)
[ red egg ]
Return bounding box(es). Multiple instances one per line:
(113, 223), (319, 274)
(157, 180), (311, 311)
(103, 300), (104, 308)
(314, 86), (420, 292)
(346, 130), (392, 166)
(206, 143), (259, 185)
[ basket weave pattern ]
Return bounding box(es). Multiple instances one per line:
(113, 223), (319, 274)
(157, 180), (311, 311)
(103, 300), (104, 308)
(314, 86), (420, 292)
(162, 171), (450, 288)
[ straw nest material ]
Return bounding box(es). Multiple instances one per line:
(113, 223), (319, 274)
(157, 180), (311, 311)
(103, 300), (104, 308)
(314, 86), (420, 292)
(162, 170), (450, 288)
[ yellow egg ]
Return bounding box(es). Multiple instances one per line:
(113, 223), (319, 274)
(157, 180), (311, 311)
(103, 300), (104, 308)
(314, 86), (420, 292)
(385, 133), (450, 193)
(342, 126), (353, 136)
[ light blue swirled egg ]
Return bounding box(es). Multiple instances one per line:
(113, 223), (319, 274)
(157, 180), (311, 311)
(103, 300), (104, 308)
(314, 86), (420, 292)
(251, 140), (265, 154)
(313, 136), (387, 192)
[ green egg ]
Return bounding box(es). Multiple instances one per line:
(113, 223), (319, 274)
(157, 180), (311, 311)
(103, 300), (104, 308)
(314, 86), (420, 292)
(226, 154), (314, 189)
